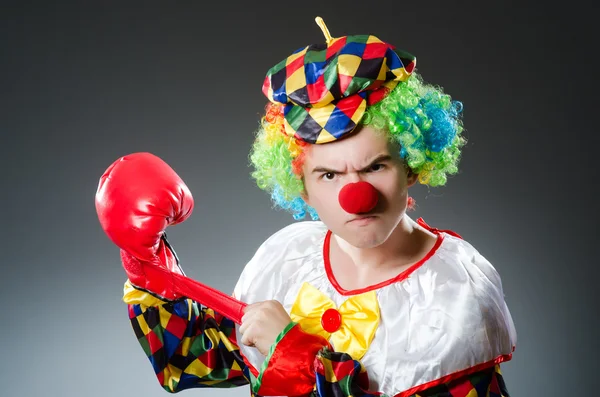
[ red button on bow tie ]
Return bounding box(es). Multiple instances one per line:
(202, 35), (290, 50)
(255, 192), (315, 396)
(321, 308), (342, 333)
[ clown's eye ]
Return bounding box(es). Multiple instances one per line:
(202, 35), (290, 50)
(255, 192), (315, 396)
(369, 164), (385, 172)
(321, 172), (337, 180)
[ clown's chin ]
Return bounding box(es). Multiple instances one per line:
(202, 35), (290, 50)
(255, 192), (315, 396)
(343, 221), (391, 249)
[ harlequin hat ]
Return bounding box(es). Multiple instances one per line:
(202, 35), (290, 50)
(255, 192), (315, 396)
(262, 17), (416, 144)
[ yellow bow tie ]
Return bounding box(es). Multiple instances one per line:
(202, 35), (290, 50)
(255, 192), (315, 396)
(289, 282), (380, 360)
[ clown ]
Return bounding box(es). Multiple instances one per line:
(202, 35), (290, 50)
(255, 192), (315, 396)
(96, 17), (516, 397)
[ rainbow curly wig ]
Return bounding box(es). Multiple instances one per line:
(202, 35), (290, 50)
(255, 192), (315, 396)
(249, 71), (465, 220)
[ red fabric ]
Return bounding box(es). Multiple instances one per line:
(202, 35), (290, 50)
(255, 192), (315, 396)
(416, 217), (463, 239)
(256, 324), (331, 396)
(367, 86), (391, 105)
(326, 37), (347, 58)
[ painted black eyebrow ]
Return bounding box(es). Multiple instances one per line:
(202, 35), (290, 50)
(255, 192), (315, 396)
(310, 154), (392, 174)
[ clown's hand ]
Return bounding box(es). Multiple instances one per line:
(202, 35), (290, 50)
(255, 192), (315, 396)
(95, 152), (194, 301)
(239, 300), (293, 356)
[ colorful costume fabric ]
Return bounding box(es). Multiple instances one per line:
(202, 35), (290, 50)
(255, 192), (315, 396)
(123, 217), (516, 397)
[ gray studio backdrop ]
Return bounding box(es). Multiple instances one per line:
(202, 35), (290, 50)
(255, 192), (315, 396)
(1, 1), (596, 397)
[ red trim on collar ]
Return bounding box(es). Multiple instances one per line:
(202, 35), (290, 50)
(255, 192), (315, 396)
(416, 217), (463, 239)
(323, 223), (445, 296)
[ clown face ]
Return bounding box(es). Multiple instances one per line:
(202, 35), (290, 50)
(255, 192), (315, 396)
(301, 125), (418, 249)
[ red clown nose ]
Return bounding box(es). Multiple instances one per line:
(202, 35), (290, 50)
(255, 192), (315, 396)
(338, 181), (379, 214)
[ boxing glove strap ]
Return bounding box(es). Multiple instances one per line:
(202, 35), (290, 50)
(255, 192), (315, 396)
(140, 236), (247, 325)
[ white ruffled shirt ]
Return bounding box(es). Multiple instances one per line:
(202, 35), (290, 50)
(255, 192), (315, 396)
(233, 219), (516, 396)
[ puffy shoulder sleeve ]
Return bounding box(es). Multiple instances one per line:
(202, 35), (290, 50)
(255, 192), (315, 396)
(455, 237), (518, 355)
(233, 221), (327, 304)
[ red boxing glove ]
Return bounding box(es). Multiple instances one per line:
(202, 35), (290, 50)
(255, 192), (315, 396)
(95, 152), (193, 300)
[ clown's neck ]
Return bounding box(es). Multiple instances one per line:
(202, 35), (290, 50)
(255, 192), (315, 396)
(330, 216), (437, 279)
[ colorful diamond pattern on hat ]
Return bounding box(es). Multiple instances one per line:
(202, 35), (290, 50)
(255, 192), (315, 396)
(262, 35), (416, 144)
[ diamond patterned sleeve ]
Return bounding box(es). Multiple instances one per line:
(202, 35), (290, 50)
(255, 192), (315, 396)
(124, 282), (251, 393)
(312, 348), (510, 397)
